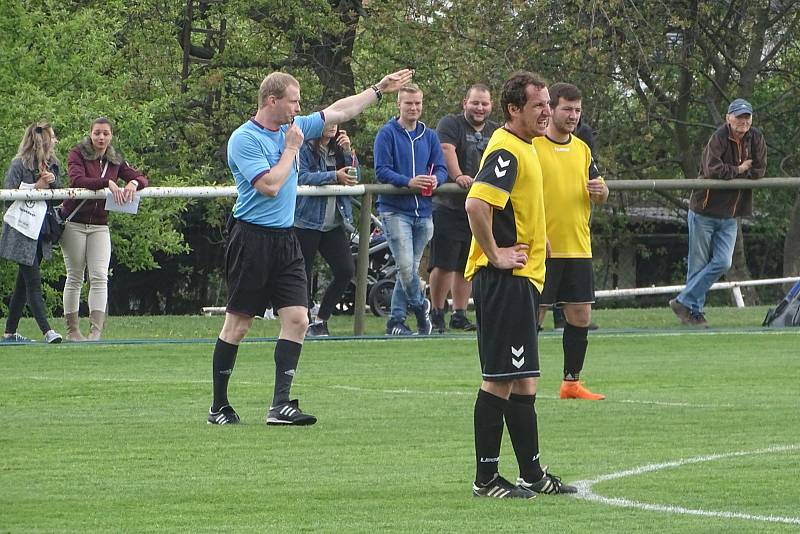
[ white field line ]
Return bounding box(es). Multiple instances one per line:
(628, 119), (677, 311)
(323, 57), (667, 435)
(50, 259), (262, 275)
(328, 385), (731, 408)
(14, 378), (734, 408)
(11, 380), (734, 408)
(572, 444), (800, 525)
(322, 329), (800, 342)
(586, 329), (800, 339)
(18, 375), (249, 385)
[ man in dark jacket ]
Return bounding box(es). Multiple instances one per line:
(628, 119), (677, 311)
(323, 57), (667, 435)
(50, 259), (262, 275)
(669, 98), (767, 327)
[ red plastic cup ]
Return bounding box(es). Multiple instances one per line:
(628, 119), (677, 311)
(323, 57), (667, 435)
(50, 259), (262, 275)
(422, 166), (435, 196)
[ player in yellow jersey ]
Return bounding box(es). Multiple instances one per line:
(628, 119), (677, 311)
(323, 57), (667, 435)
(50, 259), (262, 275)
(466, 71), (576, 499)
(533, 83), (609, 401)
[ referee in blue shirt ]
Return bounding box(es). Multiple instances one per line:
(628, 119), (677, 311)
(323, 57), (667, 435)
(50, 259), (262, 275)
(207, 68), (413, 426)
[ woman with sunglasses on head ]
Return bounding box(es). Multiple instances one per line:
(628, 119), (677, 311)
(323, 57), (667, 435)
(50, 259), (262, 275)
(0, 122), (63, 343)
(294, 122), (359, 337)
(60, 117), (148, 341)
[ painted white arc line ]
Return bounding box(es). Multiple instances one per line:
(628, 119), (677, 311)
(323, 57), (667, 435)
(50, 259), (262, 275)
(572, 445), (800, 525)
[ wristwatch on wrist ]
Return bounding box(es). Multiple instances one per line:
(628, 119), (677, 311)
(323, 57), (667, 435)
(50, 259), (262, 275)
(371, 85), (383, 101)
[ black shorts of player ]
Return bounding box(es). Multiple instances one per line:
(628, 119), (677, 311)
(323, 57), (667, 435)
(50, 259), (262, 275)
(540, 258), (595, 307)
(473, 267), (540, 381)
(429, 206), (472, 273)
(225, 219), (308, 317)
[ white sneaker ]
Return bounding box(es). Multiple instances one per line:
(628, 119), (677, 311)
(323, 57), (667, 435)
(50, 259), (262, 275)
(44, 330), (63, 344)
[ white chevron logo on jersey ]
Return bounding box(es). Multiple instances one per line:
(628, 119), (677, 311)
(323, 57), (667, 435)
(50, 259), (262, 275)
(511, 345), (524, 368)
(494, 155), (510, 178)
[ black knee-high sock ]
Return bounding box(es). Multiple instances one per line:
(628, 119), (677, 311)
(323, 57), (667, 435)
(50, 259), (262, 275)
(474, 388), (507, 485)
(272, 339), (302, 407)
(563, 323), (589, 381)
(212, 338), (239, 411)
(504, 393), (544, 483)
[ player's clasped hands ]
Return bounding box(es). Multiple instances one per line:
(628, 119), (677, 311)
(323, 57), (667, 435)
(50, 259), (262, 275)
(493, 243), (529, 269)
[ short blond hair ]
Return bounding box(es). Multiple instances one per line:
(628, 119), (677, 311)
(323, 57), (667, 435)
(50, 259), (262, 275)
(397, 83), (423, 102)
(258, 72), (300, 108)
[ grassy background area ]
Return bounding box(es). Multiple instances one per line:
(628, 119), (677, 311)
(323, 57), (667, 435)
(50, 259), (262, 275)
(1, 309), (798, 532)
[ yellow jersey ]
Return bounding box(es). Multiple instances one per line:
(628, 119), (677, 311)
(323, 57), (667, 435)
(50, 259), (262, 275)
(465, 128), (547, 291)
(533, 134), (596, 258)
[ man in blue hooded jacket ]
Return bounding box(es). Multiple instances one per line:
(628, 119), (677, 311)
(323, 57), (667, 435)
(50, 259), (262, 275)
(374, 83), (447, 335)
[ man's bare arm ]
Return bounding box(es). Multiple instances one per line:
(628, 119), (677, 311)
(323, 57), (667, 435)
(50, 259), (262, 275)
(323, 69), (414, 125)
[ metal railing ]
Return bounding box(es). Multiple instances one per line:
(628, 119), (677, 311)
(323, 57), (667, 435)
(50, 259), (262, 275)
(3, 177), (800, 335)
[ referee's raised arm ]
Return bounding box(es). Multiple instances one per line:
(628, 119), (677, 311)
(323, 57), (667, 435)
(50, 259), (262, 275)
(322, 68), (414, 125)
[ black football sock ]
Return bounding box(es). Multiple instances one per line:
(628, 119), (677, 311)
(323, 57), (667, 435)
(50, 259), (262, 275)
(563, 323), (589, 381)
(212, 338), (239, 411)
(474, 388), (507, 485)
(272, 339), (302, 407)
(504, 393), (544, 483)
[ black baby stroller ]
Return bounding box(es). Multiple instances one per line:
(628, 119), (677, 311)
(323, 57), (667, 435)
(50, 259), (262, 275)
(333, 203), (397, 317)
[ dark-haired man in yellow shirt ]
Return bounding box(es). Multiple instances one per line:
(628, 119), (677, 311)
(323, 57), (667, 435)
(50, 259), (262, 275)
(534, 82), (608, 401)
(465, 71), (576, 499)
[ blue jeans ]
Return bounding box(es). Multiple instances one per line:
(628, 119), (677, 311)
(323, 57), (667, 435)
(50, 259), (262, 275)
(380, 212), (434, 323)
(677, 211), (737, 314)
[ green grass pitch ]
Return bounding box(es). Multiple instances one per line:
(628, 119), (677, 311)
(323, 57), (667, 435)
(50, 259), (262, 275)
(1, 307), (798, 532)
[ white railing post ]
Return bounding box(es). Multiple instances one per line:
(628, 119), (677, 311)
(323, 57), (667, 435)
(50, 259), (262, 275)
(732, 286), (745, 308)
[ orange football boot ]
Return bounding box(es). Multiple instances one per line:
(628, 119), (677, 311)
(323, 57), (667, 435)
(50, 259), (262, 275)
(560, 380), (605, 400)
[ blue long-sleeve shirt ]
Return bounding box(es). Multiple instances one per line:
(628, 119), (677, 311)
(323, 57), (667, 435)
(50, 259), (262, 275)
(373, 118), (447, 218)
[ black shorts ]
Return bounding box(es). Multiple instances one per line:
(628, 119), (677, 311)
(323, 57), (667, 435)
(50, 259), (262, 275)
(473, 268), (540, 381)
(225, 219), (308, 317)
(429, 206), (472, 272)
(540, 258), (595, 307)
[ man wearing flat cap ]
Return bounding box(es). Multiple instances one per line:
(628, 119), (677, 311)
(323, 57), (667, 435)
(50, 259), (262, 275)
(669, 98), (767, 327)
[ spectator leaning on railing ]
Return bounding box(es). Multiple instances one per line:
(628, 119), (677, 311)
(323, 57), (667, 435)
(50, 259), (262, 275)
(373, 83), (447, 336)
(429, 83), (497, 334)
(669, 98), (767, 328)
(295, 122), (359, 337)
(60, 117), (148, 342)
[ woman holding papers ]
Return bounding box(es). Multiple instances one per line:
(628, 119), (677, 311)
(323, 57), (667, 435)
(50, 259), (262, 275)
(0, 122), (63, 343)
(61, 117), (148, 341)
